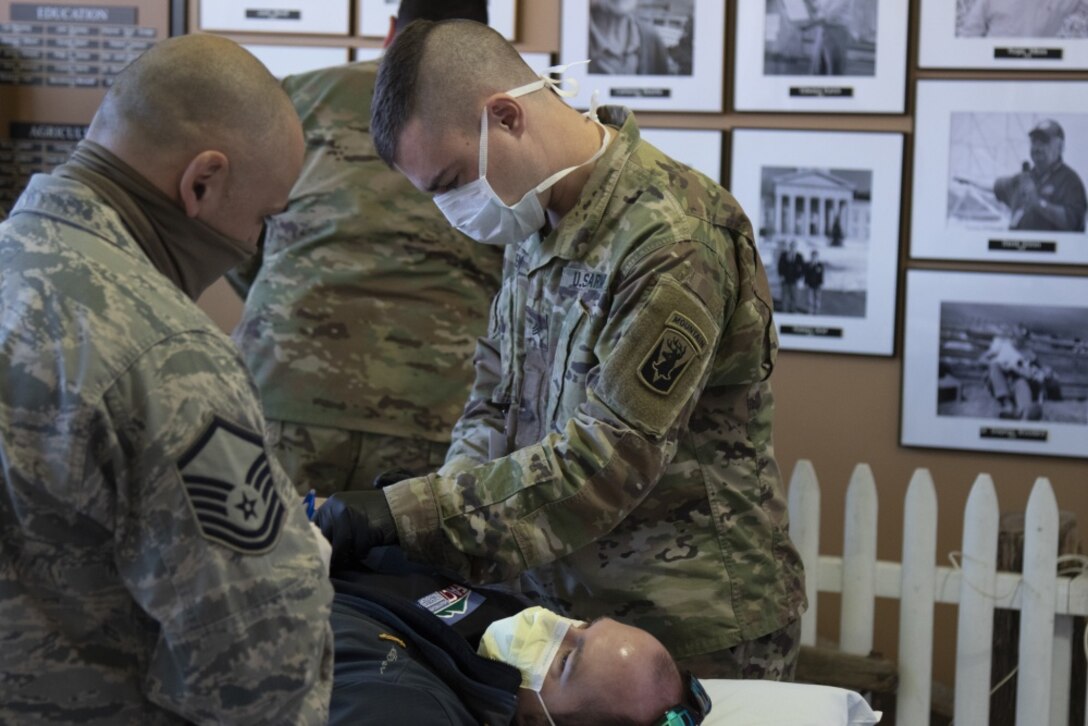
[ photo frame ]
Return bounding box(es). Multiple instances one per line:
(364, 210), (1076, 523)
(357, 0), (517, 40)
(244, 45), (351, 79)
(911, 81), (1088, 266)
(901, 270), (1088, 459)
(354, 48), (548, 67)
(733, 0), (908, 113)
(558, 0), (724, 113)
(640, 128), (722, 183)
(919, 0), (1088, 69)
(730, 129), (903, 355)
(200, 0), (351, 35)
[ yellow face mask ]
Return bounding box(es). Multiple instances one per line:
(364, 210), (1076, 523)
(477, 606), (586, 723)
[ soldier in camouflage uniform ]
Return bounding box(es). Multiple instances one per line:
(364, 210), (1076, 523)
(0, 35), (334, 723)
(230, 0), (502, 496)
(328, 20), (808, 679)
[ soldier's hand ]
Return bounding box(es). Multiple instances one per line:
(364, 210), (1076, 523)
(314, 490), (398, 569)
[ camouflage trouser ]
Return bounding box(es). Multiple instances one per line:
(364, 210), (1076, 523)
(674, 618), (801, 680)
(265, 420), (448, 497)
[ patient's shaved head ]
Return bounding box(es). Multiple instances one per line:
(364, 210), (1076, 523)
(372, 19), (539, 166)
(88, 33), (295, 167)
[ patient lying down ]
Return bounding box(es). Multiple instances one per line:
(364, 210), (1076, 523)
(318, 505), (710, 726)
(332, 573), (710, 726)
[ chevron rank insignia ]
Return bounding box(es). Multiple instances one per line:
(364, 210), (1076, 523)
(638, 311), (707, 395)
(177, 416), (285, 554)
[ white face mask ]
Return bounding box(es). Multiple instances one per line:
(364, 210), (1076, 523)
(434, 64), (609, 246)
(477, 606), (586, 726)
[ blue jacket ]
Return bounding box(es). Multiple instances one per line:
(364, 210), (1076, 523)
(329, 577), (521, 725)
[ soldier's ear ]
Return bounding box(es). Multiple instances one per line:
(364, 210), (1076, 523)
(179, 151), (230, 218)
(383, 15), (396, 48)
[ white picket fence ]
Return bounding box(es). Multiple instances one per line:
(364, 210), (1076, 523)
(786, 460), (1088, 726)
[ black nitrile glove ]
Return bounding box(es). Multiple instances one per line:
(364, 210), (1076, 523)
(314, 490), (398, 568)
(372, 467), (416, 489)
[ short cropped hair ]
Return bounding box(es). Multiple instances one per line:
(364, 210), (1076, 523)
(372, 19), (537, 168)
(372, 19), (435, 167)
(395, 0), (488, 32)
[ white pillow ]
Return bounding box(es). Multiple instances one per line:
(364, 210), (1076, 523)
(701, 680), (882, 725)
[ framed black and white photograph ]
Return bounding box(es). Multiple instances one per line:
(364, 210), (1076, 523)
(902, 270), (1088, 459)
(357, 0), (517, 39)
(201, 0), (351, 35)
(919, 0), (1088, 69)
(733, 0), (908, 113)
(640, 128), (722, 183)
(245, 45), (351, 79)
(558, 0), (724, 112)
(911, 81), (1088, 266)
(730, 129), (903, 355)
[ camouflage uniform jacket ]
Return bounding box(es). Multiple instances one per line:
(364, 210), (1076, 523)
(0, 174), (334, 724)
(385, 107), (806, 658)
(232, 61), (503, 442)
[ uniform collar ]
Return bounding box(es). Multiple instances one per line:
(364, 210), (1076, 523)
(525, 105), (639, 271)
(11, 173), (146, 261)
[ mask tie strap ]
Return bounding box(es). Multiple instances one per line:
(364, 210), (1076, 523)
(585, 89), (602, 121)
(506, 59), (591, 100)
(480, 60), (589, 179)
(530, 114), (610, 195)
(535, 690), (559, 726)
(478, 103), (490, 179)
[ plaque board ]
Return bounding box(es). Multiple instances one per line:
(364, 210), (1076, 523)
(0, 0), (170, 216)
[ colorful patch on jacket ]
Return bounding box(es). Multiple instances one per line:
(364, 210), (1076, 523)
(416, 584), (485, 625)
(177, 416), (285, 554)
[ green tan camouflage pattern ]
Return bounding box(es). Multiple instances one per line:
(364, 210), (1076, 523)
(674, 618), (801, 679)
(266, 420), (449, 496)
(0, 174), (334, 724)
(385, 107), (806, 659)
(232, 60), (503, 443)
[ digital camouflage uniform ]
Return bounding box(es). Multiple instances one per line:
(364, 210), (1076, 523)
(231, 60), (503, 495)
(0, 174), (334, 724)
(385, 107), (807, 668)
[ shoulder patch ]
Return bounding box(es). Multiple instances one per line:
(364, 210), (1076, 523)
(638, 311), (707, 395)
(177, 416), (285, 554)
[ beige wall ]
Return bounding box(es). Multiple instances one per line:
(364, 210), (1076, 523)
(195, 0), (1088, 688)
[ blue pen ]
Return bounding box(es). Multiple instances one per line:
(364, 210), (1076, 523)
(303, 489), (316, 520)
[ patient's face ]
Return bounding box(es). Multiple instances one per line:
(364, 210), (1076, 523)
(516, 617), (681, 723)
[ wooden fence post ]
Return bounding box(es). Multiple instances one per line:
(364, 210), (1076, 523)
(954, 474), (1000, 726)
(788, 459), (821, 648)
(1015, 478), (1059, 726)
(897, 468), (937, 726)
(841, 463), (878, 656)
